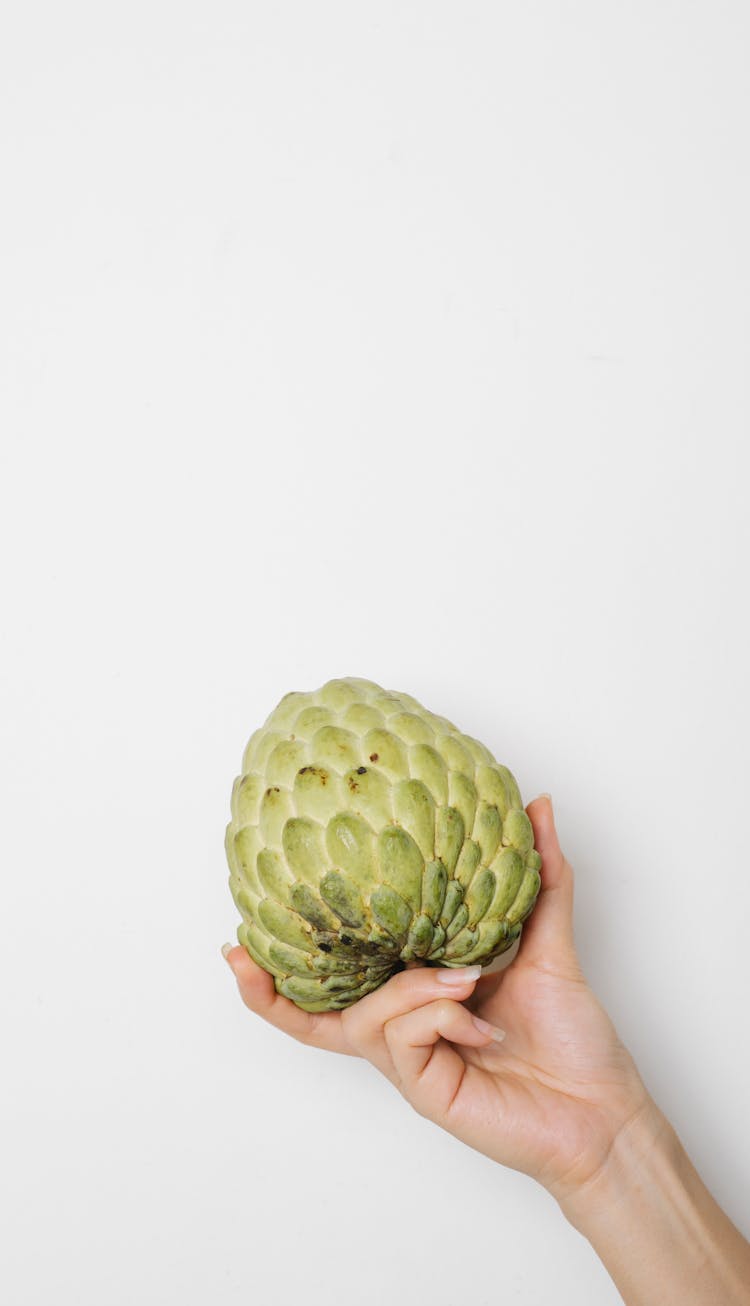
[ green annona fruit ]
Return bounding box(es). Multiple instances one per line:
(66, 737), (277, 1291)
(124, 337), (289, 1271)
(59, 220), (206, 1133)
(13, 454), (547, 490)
(225, 678), (541, 1012)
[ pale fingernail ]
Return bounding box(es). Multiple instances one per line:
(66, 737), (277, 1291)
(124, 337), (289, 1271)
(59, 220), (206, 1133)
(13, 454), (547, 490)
(472, 1015), (506, 1043)
(436, 965), (482, 984)
(535, 792), (553, 806)
(221, 942), (233, 962)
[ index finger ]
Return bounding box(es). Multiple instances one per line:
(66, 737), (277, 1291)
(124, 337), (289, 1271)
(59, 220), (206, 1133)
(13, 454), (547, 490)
(340, 964), (483, 1080)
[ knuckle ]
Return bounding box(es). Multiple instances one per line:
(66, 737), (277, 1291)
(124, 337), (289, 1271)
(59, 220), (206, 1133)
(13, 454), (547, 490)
(395, 965), (431, 990)
(341, 1006), (365, 1045)
(409, 1095), (430, 1120)
(386, 971), (424, 1005)
(342, 1005), (381, 1053)
(381, 1013), (403, 1049)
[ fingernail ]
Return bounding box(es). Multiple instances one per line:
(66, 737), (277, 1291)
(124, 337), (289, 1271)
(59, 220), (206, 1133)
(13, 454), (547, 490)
(436, 965), (482, 984)
(221, 942), (233, 962)
(472, 1015), (506, 1043)
(535, 792), (553, 807)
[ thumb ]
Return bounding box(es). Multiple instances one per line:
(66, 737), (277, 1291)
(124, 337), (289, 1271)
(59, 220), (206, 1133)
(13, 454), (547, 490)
(519, 796), (579, 975)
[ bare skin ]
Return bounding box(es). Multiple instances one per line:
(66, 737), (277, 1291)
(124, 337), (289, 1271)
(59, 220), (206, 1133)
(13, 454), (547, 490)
(224, 797), (750, 1304)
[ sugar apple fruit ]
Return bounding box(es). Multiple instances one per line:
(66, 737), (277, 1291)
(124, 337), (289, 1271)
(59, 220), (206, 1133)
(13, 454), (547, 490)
(225, 678), (541, 1012)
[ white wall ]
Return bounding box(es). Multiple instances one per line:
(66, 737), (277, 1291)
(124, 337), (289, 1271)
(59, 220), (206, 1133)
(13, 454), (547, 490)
(2, 4), (749, 1303)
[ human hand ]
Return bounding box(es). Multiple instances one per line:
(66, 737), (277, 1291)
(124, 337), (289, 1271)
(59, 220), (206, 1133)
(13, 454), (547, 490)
(223, 797), (653, 1209)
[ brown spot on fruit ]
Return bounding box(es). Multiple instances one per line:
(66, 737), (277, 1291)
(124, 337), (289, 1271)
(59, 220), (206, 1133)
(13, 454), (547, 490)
(297, 766), (328, 784)
(369, 753), (379, 762)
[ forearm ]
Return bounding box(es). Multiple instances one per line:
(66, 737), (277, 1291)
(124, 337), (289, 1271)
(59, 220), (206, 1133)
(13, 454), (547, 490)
(559, 1104), (750, 1305)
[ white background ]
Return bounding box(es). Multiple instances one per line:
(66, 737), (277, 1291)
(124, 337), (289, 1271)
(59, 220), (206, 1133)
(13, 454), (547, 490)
(2, 3), (749, 1303)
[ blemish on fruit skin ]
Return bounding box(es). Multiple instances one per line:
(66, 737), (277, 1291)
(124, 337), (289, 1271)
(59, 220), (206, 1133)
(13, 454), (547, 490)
(297, 766), (328, 784)
(369, 753), (379, 762)
(356, 766), (367, 775)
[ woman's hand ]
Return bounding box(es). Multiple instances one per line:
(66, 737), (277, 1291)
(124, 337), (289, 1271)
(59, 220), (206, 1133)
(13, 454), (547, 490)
(223, 797), (652, 1208)
(225, 796), (750, 1303)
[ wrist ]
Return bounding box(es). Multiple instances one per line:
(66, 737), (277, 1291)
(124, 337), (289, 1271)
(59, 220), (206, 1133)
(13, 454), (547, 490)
(556, 1098), (750, 1305)
(556, 1097), (678, 1233)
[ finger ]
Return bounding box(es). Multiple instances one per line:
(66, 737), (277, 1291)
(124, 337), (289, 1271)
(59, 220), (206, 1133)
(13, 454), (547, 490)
(383, 998), (503, 1117)
(520, 797), (579, 975)
(222, 945), (350, 1055)
(341, 964), (483, 1079)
